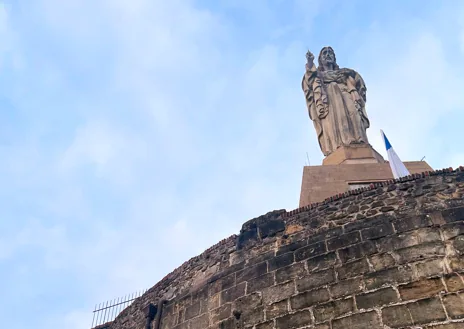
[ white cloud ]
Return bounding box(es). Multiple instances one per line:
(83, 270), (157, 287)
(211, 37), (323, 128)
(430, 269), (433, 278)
(59, 119), (149, 186)
(351, 17), (464, 167)
(0, 2), (17, 69)
(44, 310), (92, 329)
(2, 2), (464, 329)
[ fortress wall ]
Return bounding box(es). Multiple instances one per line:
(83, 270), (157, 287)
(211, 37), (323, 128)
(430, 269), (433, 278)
(108, 168), (464, 329)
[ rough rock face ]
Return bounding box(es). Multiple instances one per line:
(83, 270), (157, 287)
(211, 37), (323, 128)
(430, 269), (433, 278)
(107, 168), (464, 329)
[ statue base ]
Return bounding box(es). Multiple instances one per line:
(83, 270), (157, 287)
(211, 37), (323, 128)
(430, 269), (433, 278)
(299, 160), (433, 207)
(322, 143), (385, 165)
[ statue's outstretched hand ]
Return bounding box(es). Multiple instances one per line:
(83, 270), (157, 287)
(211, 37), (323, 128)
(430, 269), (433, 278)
(306, 50), (315, 70)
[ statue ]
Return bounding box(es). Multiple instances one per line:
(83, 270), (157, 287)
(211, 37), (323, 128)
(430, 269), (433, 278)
(302, 46), (370, 156)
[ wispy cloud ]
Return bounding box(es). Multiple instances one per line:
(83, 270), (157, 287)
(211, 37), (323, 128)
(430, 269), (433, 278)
(1, 1), (463, 328)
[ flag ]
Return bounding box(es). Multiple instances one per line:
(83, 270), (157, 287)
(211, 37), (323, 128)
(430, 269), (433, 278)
(381, 130), (410, 179)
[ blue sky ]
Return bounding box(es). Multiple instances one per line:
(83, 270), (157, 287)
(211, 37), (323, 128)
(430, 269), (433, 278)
(0, 0), (463, 328)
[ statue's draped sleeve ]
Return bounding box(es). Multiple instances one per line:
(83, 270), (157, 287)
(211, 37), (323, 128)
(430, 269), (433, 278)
(353, 71), (369, 129)
(343, 68), (370, 130)
(355, 72), (366, 102)
(302, 64), (324, 150)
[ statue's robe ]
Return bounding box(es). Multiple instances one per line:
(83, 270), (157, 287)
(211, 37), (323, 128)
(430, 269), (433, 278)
(302, 64), (370, 156)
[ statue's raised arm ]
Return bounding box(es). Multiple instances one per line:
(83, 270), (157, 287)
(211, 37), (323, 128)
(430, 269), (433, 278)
(302, 50), (328, 154)
(301, 46), (370, 156)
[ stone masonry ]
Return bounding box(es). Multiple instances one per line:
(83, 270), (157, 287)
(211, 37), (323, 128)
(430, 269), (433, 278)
(106, 168), (464, 329)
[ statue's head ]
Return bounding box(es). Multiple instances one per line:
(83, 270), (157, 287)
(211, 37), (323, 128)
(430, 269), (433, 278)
(318, 46), (339, 71)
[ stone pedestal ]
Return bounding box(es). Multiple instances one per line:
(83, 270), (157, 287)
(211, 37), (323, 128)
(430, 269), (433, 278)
(322, 144), (385, 165)
(299, 160), (433, 208)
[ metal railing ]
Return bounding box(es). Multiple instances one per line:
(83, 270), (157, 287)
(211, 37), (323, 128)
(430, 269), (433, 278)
(91, 289), (148, 328)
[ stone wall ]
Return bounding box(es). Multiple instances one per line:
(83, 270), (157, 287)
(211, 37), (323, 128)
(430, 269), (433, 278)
(108, 168), (464, 329)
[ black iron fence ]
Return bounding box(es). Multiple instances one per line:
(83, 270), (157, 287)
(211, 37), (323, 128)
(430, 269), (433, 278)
(91, 289), (148, 328)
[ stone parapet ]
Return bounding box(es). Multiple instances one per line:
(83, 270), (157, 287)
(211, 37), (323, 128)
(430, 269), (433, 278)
(107, 167), (464, 329)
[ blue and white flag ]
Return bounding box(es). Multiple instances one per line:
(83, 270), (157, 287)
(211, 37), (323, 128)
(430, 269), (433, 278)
(381, 130), (410, 179)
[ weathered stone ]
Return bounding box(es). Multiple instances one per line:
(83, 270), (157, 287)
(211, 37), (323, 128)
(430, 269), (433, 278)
(265, 299), (287, 319)
(275, 310), (312, 329)
(191, 285), (208, 304)
(217, 317), (235, 329)
(332, 311), (382, 329)
(249, 243), (275, 260)
(356, 287), (399, 309)
(189, 313), (209, 328)
(399, 277), (445, 301)
(450, 256), (464, 272)
(198, 302), (210, 317)
(442, 206), (464, 223)
(395, 241), (446, 264)
(290, 287), (330, 309)
(247, 273), (275, 294)
(296, 269), (335, 292)
(314, 323), (331, 329)
(234, 293), (262, 311)
(454, 236), (464, 254)
(327, 231), (361, 251)
(211, 261), (246, 283)
(211, 304), (232, 324)
(172, 321), (189, 329)
(347, 204), (360, 213)
(377, 228), (441, 253)
(221, 283), (246, 305)
(275, 262), (306, 284)
(361, 222), (394, 240)
(184, 302), (200, 320)
(393, 214), (432, 233)
(247, 251), (275, 267)
(255, 320), (274, 329)
(307, 227), (343, 245)
(426, 324), (464, 329)
(176, 308), (186, 325)
(381, 206), (395, 212)
(268, 252), (294, 271)
(364, 265), (414, 290)
(368, 253), (396, 271)
(236, 223), (258, 250)
(258, 218), (285, 239)
(284, 224), (304, 235)
(210, 273), (236, 295)
(330, 277), (364, 299)
(313, 297), (354, 322)
(208, 293), (220, 311)
(294, 241), (326, 262)
(336, 258), (370, 280)
(366, 209), (379, 216)
(429, 211), (447, 226)
(408, 297), (447, 324)
(276, 240), (307, 256)
(371, 200), (385, 208)
(236, 262), (267, 284)
(415, 258), (445, 278)
(382, 304), (413, 328)
(443, 292), (464, 319)
(442, 222), (464, 240)
(444, 273), (464, 292)
(307, 252), (338, 272)
(338, 241), (377, 263)
(241, 306), (265, 327)
(262, 281), (295, 305)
